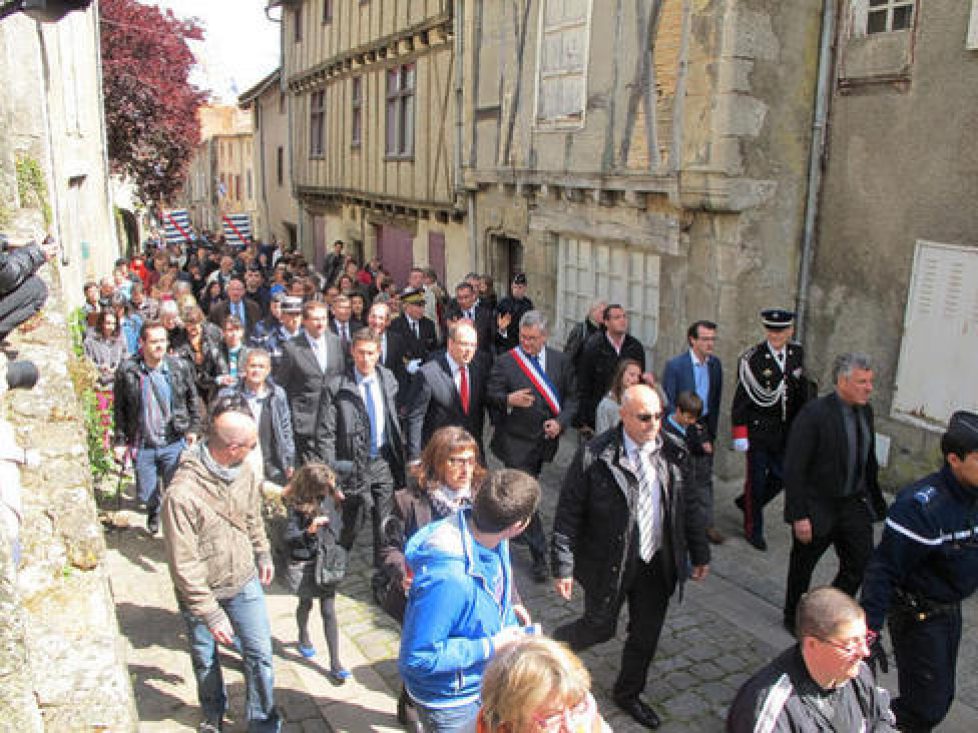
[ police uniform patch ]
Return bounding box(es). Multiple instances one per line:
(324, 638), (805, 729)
(913, 486), (937, 505)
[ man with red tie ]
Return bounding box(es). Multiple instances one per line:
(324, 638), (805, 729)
(405, 321), (487, 461)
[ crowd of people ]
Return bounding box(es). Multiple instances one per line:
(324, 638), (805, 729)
(62, 227), (978, 733)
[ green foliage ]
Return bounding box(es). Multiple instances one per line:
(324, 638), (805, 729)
(67, 308), (116, 486)
(0, 199), (11, 229)
(15, 156), (52, 227)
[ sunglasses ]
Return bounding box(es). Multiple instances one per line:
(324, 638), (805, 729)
(633, 411), (664, 423)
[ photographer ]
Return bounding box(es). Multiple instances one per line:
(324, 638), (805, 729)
(0, 234), (57, 344)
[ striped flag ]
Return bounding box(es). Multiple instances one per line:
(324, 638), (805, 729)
(163, 209), (192, 245)
(222, 213), (252, 247)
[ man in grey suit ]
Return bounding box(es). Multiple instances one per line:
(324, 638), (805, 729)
(488, 310), (578, 581)
(275, 300), (344, 464)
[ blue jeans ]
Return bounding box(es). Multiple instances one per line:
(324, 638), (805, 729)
(180, 578), (281, 732)
(415, 700), (481, 733)
(135, 438), (185, 513)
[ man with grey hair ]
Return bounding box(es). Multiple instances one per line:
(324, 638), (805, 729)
(488, 309), (577, 581)
(782, 353), (888, 632)
(727, 586), (896, 732)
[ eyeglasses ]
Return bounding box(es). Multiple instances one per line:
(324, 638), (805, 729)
(816, 629), (877, 656)
(447, 455), (477, 467)
(633, 411), (664, 423)
(532, 692), (596, 732)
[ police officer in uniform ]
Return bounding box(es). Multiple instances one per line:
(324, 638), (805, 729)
(731, 309), (811, 550)
(494, 273), (534, 353)
(860, 410), (978, 732)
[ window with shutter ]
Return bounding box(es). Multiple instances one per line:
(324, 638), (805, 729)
(535, 0), (592, 129)
(892, 241), (978, 428)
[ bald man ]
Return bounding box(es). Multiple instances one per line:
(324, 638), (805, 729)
(162, 406), (280, 733)
(552, 385), (710, 729)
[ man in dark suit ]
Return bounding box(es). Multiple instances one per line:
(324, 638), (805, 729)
(317, 329), (405, 569)
(449, 281), (495, 359)
(731, 309), (812, 550)
(782, 352), (886, 631)
(367, 300), (412, 414)
(389, 288), (439, 365)
(488, 310), (577, 581)
(328, 293), (363, 352)
(275, 300), (345, 464)
(552, 385), (709, 729)
(493, 273), (534, 353)
(661, 320), (724, 543)
(208, 277), (262, 338)
(576, 304), (647, 433)
(405, 321), (486, 461)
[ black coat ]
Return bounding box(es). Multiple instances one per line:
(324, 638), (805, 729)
(731, 340), (811, 451)
(389, 315), (439, 362)
(379, 329), (413, 409)
(576, 331), (646, 430)
(552, 426), (709, 616)
(487, 346), (578, 472)
(405, 352), (487, 460)
(783, 392), (887, 536)
(316, 365), (406, 494)
(112, 354), (202, 446)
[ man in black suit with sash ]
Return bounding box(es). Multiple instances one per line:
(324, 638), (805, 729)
(275, 300), (344, 464)
(405, 321), (486, 460)
(488, 310), (577, 581)
(782, 352), (887, 632)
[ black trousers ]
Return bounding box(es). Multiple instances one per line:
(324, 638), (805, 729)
(500, 448), (546, 564)
(890, 603), (962, 732)
(783, 495), (874, 623)
(553, 550), (674, 701)
(339, 455), (394, 568)
(0, 274), (47, 341)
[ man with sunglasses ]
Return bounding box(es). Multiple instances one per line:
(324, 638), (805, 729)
(860, 410), (978, 732)
(727, 586), (896, 732)
(552, 384), (709, 729)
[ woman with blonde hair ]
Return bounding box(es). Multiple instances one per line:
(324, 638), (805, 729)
(476, 636), (611, 732)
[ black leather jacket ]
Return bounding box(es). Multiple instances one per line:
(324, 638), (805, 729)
(112, 354), (202, 447)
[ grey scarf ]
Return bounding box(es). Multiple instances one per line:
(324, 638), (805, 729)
(196, 441), (242, 484)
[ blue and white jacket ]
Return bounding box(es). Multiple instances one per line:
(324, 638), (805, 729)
(398, 507), (518, 709)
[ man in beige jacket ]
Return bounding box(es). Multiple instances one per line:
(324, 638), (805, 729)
(162, 406), (280, 733)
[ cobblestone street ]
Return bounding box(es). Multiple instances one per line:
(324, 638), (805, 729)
(105, 435), (977, 732)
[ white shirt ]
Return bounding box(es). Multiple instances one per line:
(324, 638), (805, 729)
(355, 370), (386, 449)
(445, 352), (467, 394)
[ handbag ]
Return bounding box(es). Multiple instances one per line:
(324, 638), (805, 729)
(315, 523), (348, 586)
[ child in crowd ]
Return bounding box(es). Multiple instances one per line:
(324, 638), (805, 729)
(282, 463), (351, 684)
(663, 391), (715, 540)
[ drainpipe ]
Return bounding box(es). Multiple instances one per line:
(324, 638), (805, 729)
(795, 0), (837, 339)
(455, 0), (477, 272)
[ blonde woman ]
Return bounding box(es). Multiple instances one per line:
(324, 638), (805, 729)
(475, 636), (611, 732)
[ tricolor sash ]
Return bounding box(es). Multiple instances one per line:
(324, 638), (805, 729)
(510, 348), (561, 416)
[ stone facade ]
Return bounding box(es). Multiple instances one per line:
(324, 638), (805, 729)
(239, 69), (301, 249)
(807, 2), (978, 485)
(180, 105), (257, 236)
(462, 0), (823, 475)
(0, 8), (119, 306)
(0, 265), (136, 731)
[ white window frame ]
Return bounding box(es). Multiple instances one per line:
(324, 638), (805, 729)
(554, 236), (659, 361)
(850, 0), (915, 38)
(968, 0), (978, 51)
(533, 0), (593, 130)
(891, 240), (978, 430)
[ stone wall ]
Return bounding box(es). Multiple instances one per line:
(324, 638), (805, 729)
(0, 258), (137, 731)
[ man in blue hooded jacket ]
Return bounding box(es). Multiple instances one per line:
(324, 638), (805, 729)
(398, 468), (540, 732)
